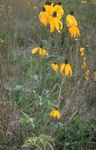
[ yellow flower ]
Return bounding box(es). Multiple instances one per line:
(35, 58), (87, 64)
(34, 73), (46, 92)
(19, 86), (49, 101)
(94, 71), (96, 80)
(44, 1), (54, 16)
(51, 63), (59, 72)
(39, 7), (49, 26)
(60, 59), (72, 76)
(49, 108), (61, 119)
(64, 64), (73, 76)
(39, 48), (48, 57)
(54, 2), (64, 19)
(32, 47), (38, 54)
(80, 47), (84, 53)
(69, 26), (80, 38)
(66, 12), (78, 27)
(32, 45), (48, 57)
(60, 63), (65, 73)
(85, 69), (90, 80)
(81, 61), (86, 69)
(49, 12), (63, 32)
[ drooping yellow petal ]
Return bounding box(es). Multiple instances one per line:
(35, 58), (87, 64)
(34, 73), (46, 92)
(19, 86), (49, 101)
(49, 17), (55, 32)
(39, 48), (48, 57)
(60, 63), (65, 73)
(32, 47), (39, 54)
(80, 47), (84, 53)
(69, 26), (80, 38)
(49, 16), (63, 33)
(54, 18), (61, 32)
(54, 5), (64, 19)
(65, 64), (72, 76)
(51, 63), (59, 72)
(44, 4), (54, 16)
(39, 11), (49, 26)
(49, 110), (54, 117)
(66, 15), (78, 27)
(49, 109), (61, 119)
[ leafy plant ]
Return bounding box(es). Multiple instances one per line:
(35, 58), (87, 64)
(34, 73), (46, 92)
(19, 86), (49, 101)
(22, 134), (55, 150)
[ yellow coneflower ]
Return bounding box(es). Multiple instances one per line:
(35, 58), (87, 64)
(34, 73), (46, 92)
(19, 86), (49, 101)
(80, 47), (84, 53)
(60, 63), (65, 73)
(69, 26), (80, 38)
(80, 47), (85, 57)
(44, 1), (54, 16)
(54, 2), (64, 19)
(60, 59), (72, 76)
(32, 45), (48, 57)
(66, 11), (78, 28)
(39, 7), (49, 26)
(49, 11), (63, 32)
(49, 108), (61, 119)
(85, 69), (90, 80)
(51, 63), (59, 72)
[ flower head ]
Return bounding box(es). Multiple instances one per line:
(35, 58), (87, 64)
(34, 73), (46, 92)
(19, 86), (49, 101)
(49, 13), (63, 32)
(66, 13), (78, 28)
(32, 46), (48, 57)
(80, 47), (85, 57)
(39, 7), (49, 26)
(49, 108), (61, 119)
(60, 59), (72, 76)
(80, 47), (84, 53)
(51, 62), (59, 72)
(44, 1), (54, 16)
(54, 3), (64, 19)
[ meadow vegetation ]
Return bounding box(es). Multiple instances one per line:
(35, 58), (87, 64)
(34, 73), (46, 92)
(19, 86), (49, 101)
(0, 0), (96, 149)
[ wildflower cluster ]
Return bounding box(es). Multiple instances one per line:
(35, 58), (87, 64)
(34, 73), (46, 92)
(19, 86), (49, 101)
(79, 47), (90, 80)
(39, 1), (64, 32)
(32, 1), (95, 121)
(66, 11), (80, 38)
(80, 47), (87, 70)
